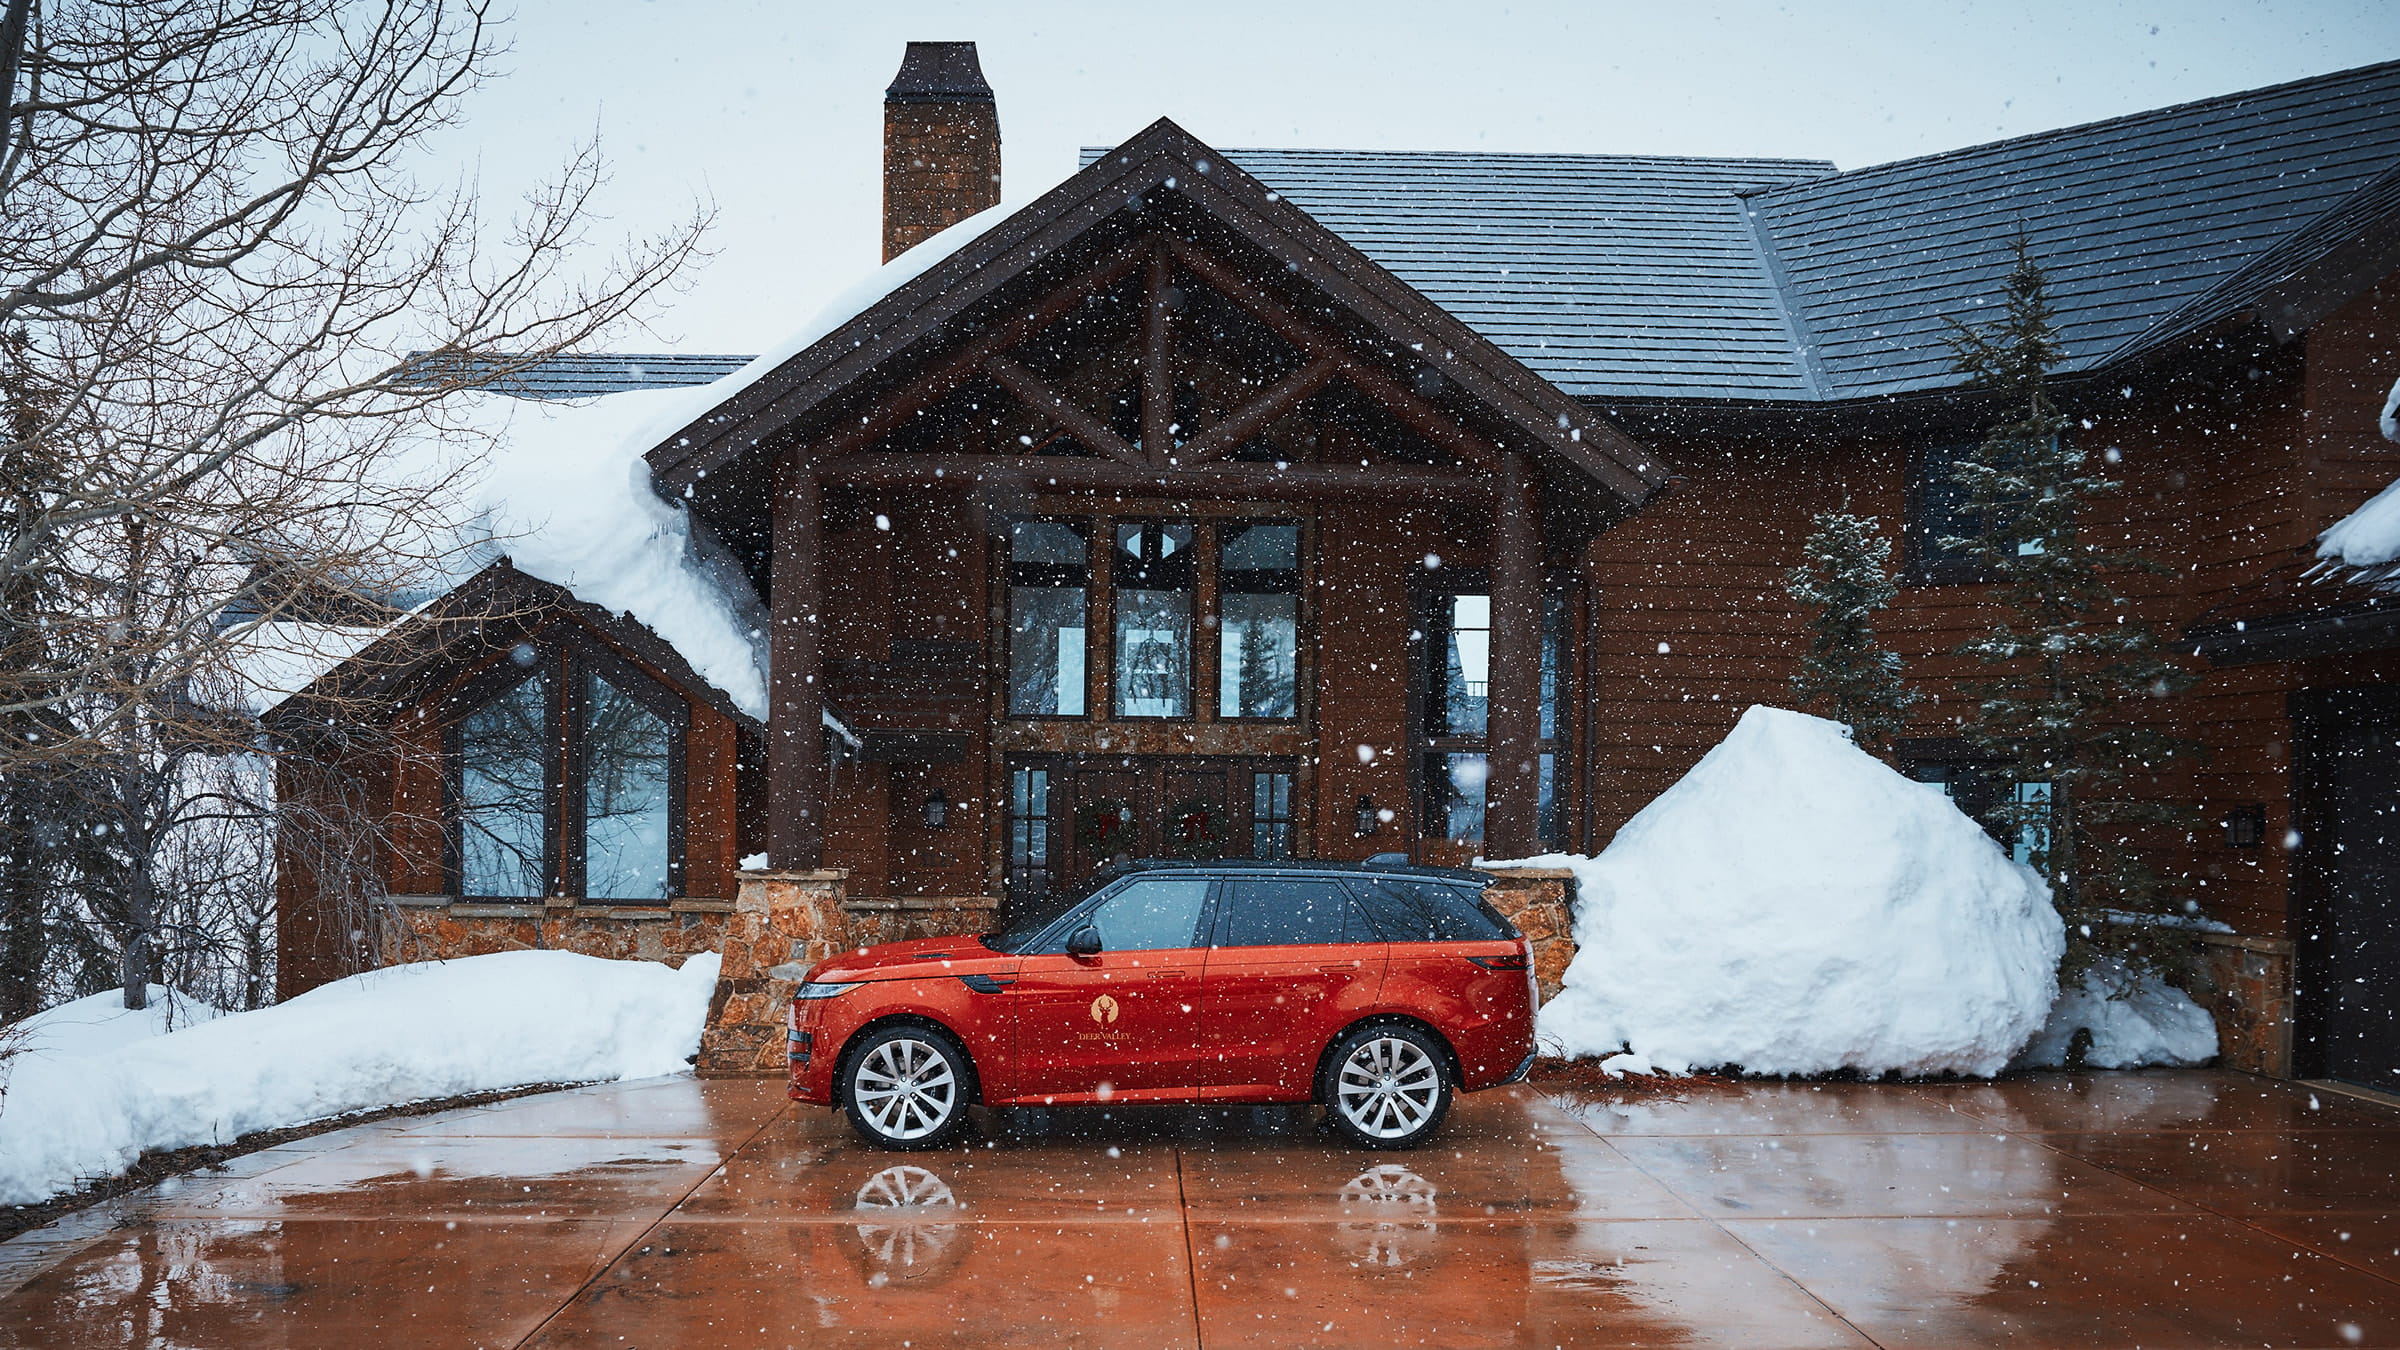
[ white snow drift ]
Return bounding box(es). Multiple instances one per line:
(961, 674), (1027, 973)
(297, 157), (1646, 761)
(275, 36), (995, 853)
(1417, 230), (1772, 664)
(0, 949), (718, 1205)
(2020, 957), (2218, 1069)
(1526, 705), (2065, 1078)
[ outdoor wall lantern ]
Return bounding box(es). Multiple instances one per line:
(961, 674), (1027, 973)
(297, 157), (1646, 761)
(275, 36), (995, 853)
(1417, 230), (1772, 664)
(2224, 802), (2264, 849)
(924, 788), (949, 830)
(1355, 795), (1378, 837)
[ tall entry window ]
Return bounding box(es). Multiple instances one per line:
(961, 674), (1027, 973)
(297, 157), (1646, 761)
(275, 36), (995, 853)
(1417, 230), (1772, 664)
(1113, 521), (1195, 718)
(1219, 522), (1300, 718)
(580, 668), (676, 901)
(1008, 521), (1089, 716)
(1420, 588), (1567, 846)
(447, 636), (689, 902)
(458, 670), (552, 899)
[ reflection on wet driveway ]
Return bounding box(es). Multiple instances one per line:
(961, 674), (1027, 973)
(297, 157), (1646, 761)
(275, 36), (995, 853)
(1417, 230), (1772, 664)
(5, 1071), (2400, 1346)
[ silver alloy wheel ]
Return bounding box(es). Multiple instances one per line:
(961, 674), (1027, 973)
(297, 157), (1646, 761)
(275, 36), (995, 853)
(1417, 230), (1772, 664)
(1335, 1035), (1443, 1140)
(852, 1036), (959, 1141)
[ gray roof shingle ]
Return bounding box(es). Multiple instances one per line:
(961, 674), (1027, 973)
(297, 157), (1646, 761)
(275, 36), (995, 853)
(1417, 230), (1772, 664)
(1082, 147), (1834, 400)
(1084, 60), (2400, 404)
(1747, 60), (2400, 399)
(400, 352), (752, 400)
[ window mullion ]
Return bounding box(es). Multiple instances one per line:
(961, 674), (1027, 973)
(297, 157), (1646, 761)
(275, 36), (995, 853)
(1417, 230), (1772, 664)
(556, 651), (580, 901)
(1194, 520), (1220, 723)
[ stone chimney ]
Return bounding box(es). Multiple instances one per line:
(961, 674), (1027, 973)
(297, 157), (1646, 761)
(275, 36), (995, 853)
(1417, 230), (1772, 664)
(883, 42), (1000, 263)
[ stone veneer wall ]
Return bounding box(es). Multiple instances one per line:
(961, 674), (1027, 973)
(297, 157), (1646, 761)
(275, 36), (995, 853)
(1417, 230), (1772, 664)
(1481, 868), (1578, 1006)
(696, 870), (999, 1077)
(379, 896), (731, 968)
(2192, 931), (2295, 1078)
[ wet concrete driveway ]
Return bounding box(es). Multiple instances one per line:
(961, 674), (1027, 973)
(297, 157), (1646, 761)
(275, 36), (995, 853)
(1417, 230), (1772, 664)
(6, 1070), (2400, 1347)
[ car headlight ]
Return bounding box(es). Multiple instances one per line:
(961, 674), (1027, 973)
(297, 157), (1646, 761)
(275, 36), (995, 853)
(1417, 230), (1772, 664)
(794, 981), (862, 999)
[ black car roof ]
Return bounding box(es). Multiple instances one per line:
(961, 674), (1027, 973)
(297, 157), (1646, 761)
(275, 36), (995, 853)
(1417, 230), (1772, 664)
(1100, 857), (1495, 887)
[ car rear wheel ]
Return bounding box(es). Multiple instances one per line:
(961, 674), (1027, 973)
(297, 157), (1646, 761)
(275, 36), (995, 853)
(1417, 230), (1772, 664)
(842, 1025), (973, 1150)
(1324, 1024), (1451, 1149)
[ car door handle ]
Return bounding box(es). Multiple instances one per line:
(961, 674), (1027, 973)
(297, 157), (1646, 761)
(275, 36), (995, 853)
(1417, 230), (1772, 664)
(1318, 962), (1360, 974)
(1145, 969), (1189, 979)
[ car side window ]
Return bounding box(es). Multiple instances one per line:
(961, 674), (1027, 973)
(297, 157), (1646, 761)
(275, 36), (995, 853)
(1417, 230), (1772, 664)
(1077, 876), (1213, 952)
(1218, 877), (1373, 947)
(1350, 878), (1511, 942)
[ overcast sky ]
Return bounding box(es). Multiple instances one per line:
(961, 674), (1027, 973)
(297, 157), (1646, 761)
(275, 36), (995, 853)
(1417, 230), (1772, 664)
(447, 0), (2400, 351)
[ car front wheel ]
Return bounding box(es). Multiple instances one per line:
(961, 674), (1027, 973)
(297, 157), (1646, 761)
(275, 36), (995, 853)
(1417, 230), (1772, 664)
(1323, 1024), (1452, 1149)
(841, 1025), (974, 1150)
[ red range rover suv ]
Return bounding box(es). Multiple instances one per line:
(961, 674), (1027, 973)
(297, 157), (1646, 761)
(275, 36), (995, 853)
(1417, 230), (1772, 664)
(788, 860), (1538, 1150)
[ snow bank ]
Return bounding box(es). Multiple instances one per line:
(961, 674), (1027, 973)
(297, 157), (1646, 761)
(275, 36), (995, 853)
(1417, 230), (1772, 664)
(0, 949), (719, 1205)
(2018, 957), (2218, 1069)
(9, 986), (223, 1062)
(1529, 705), (2063, 1078)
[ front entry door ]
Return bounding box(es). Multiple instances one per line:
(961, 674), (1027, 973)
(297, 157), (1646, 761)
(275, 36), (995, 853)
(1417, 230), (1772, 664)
(1003, 755), (1299, 909)
(2299, 689), (2400, 1088)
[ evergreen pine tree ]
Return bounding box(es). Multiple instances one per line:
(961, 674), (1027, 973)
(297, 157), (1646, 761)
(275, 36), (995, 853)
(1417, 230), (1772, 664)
(1944, 236), (2203, 983)
(1785, 511), (1921, 758)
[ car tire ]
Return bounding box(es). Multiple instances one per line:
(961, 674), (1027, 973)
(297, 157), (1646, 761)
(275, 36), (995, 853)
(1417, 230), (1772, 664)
(841, 1024), (976, 1150)
(1322, 1023), (1452, 1150)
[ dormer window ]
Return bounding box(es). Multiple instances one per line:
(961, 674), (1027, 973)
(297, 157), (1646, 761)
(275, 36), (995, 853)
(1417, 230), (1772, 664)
(445, 636), (688, 902)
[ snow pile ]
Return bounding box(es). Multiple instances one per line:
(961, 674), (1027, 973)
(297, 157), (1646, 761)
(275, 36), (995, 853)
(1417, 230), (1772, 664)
(8, 986), (224, 1062)
(1529, 705), (2063, 1077)
(0, 949), (719, 1205)
(2018, 956), (2218, 1069)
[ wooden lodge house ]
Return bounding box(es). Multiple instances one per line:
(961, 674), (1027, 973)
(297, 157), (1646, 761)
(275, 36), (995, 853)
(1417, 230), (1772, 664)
(268, 45), (2400, 1087)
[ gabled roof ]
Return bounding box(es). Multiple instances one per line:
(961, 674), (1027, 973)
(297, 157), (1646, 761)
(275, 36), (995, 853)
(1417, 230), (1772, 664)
(644, 119), (1673, 509)
(258, 561), (763, 735)
(1099, 61), (2400, 405)
(1747, 60), (2400, 400)
(1094, 149), (1832, 402)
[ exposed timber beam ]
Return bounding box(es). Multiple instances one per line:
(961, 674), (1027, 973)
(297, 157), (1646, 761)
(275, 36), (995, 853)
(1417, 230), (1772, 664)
(984, 354), (1148, 467)
(1483, 448), (1543, 858)
(796, 239), (1151, 465)
(1172, 354), (1340, 467)
(1143, 245), (1175, 468)
(767, 459), (827, 869)
(820, 453), (1492, 502)
(1163, 238), (1504, 473)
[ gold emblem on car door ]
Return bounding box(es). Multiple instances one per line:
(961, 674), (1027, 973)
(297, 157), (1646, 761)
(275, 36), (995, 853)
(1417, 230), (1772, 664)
(1089, 994), (1120, 1025)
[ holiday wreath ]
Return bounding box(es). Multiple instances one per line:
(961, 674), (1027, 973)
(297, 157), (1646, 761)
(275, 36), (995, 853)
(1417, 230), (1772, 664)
(1164, 797), (1227, 860)
(1074, 798), (1136, 859)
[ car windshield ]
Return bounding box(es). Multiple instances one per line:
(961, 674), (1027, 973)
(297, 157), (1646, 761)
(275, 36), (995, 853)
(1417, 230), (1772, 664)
(982, 872), (1115, 954)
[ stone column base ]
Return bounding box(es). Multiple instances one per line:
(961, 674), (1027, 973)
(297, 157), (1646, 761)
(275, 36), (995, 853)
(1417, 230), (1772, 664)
(2192, 931), (2295, 1078)
(1481, 867), (1579, 1005)
(697, 869), (852, 1078)
(696, 872), (1005, 1079)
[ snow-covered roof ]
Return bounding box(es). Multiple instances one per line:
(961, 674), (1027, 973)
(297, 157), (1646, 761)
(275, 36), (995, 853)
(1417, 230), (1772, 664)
(409, 201), (1037, 721)
(2308, 375), (2400, 591)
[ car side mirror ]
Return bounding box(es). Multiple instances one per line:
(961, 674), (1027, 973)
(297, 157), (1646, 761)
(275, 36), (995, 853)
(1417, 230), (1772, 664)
(1067, 924), (1103, 958)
